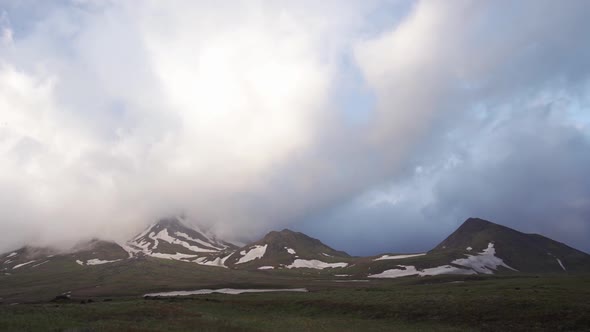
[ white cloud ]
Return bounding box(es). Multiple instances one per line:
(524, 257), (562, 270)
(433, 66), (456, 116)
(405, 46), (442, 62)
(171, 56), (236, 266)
(0, 1), (384, 249)
(1, 1), (590, 253)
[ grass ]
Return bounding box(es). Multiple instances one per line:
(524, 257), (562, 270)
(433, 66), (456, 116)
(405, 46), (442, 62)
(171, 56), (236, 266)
(1, 274), (589, 331)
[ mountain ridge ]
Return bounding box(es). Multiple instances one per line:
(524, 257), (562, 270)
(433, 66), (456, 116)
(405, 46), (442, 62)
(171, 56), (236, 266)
(1, 217), (589, 278)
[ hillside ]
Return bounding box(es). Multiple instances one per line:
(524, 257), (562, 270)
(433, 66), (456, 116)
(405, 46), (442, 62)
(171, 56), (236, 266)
(125, 217), (237, 267)
(1, 217), (590, 302)
(356, 218), (590, 279)
(430, 218), (590, 273)
(224, 229), (351, 270)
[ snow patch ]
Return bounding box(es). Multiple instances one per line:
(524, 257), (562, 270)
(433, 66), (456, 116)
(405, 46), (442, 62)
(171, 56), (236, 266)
(369, 265), (419, 278)
(145, 288), (308, 297)
(86, 259), (122, 265)
(150, 252), (199, 260)
(258, 266), (275, 270)
(132, 240), (151, 251)
(118, 242), (140, 258)
(287, 259), (348, 269)
(369, 265), (475, 278)
(193, 256), (227, 268)
(285, 247), (296, 255)
(175, 232), (224, 251)
(128, 221), (231, 260)
(220, 252), (234, 265)
(374, 253), (426, 261)
(32, 261), (49, 268)
(154, 229), (217, 253)
(452, 242), (517, 274)
(466, 247), (472, 251)
(12, 260), (36, 269)
(556, 258), (566, 271)
(76, 260), (84, 266)
(236, 245), (267, 264)
(548, 253), (566, 272)
(6, 252), (17, 258)
(421, 265), (476, 276)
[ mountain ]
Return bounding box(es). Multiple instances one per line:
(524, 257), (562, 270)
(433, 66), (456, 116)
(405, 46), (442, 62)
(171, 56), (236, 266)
(0, 246), (59, 273)
(430, 217), (590, 273)
(0, 217), (240, 274)
(0, 221), (354, 273)
(0, 239), (130, 276)
(3, 217), (589, 276)
(125, 217), (237, 266)
(362, 218), (590, 279)
(70, 239), (131, 265)
(2, 216), (590, 303)
(224, 229), (351, 270)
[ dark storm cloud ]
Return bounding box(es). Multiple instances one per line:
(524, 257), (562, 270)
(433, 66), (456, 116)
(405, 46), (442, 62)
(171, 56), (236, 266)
(427, 110), (590, 252)
(299, 107), (590, 256)
(297, 0), (590, 255)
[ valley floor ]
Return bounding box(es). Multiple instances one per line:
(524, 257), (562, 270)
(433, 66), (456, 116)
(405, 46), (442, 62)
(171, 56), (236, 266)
(0, 275), (589, 332)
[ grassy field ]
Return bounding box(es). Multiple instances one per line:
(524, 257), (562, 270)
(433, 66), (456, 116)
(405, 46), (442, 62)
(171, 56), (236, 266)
(1, 274), (589, 331)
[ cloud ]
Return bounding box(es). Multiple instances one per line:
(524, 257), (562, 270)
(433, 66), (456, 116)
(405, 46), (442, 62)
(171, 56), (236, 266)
(297, 0), (590, 255)
(427, 107), (590, 252)
(0, 1), (385, 249)
(1, 0), (590, 254)
(303, 104), (590, 255)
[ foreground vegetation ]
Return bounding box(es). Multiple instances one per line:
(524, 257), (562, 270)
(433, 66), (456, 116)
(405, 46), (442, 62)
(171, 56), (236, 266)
(1, 274), (589, 331)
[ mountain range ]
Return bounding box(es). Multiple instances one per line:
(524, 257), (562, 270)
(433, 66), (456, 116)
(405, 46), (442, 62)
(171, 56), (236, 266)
(1, 217), (589, 302)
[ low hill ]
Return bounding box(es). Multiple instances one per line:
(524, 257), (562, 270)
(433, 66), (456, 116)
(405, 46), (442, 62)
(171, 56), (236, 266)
(225, 229), (351, 271)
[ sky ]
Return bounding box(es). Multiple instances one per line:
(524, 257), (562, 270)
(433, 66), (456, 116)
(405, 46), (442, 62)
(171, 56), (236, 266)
(1, 0), (589, 255)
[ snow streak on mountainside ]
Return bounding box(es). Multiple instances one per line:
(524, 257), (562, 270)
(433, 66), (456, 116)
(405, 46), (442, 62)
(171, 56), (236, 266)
(368, 242), (511, 279)
(236, 245), (268, 264)
(451, 242), (517, 274)
(128, 218), (233, 252)
(374, 253), (426, 261)
(123, 217), (238, 267)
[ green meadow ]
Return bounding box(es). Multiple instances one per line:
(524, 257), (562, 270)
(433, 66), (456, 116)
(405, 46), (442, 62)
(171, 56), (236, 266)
(1, 274), (588, 332)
